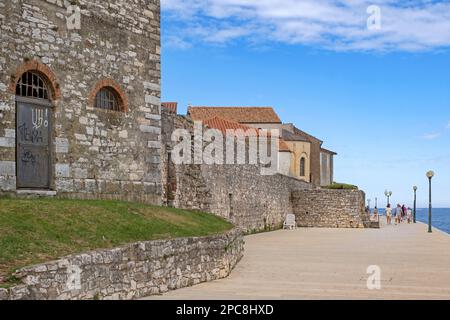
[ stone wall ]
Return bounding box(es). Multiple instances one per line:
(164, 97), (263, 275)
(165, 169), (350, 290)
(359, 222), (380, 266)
(0, 229), (244, 300)
(0, 0), (162, 204)
(292, 189), (370, 228)
(181, 165), (311, 233)
(161, 109), (312, 233)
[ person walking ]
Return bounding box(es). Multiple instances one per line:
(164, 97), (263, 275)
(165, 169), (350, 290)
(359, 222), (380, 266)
(392, 205), (397, 225)
(407, 207), (413, 224)
(395, 204), (402, 225)
(373, 206), (379, 221)
(386, 204), (392, 225)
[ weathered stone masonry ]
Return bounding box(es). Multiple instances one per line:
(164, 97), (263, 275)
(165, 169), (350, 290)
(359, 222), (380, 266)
(0, 229), (244, 300)
(0, 0), (162, 204)
(161, 108), (312, 233)
(292, 189), (370, 228)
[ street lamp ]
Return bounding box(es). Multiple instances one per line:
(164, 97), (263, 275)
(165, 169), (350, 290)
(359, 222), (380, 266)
(375, 197), (378, 208)
(384, 190), (392, 206)
(426, 171), (435, 233)
(413, 186), (418, 224)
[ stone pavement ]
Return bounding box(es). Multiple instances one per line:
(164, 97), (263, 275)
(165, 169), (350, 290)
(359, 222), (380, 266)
(145, 220), (450, 300)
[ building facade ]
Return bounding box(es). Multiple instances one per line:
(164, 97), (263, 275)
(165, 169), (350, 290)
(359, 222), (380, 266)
(162, 105), (311, 232)
(188, 106), (336, 186)
(0, 0), (162, 203)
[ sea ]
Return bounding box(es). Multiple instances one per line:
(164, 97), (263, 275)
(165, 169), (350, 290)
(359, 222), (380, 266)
(416, 208), (450, 235)
(376, 208), (450, 234)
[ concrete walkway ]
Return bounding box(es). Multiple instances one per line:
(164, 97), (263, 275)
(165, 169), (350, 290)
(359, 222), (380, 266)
(146, 221), (450, 300)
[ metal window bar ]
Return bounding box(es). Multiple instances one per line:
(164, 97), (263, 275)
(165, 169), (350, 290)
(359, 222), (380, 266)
(95, 87), (120, 111)
(16, 71), (50, 100)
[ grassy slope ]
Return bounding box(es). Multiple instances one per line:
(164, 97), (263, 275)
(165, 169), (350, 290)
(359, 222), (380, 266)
(0, 198), (232, 278)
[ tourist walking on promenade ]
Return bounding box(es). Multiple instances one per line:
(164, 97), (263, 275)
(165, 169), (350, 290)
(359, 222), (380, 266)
(399, 204), (404, 224)
(402, 205), (407, 222)
(392, 205), (397, 225)
(407, 207), (413, 224)
(386, 204), (392, 225)
(373, 206), (379, 221)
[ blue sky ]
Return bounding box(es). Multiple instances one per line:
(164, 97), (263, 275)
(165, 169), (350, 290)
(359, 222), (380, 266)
(161, 0), (450, 207)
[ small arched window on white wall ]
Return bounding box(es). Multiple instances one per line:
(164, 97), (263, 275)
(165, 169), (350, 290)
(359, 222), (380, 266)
(300, 157), (306, 177)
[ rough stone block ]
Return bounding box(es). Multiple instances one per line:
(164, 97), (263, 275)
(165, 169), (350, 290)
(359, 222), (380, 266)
(56, 179), (75, 193)
(144, 95), (160, 106)
(0, 161), (15, 176)
(55, 164), (71, 178)
(0, 137), (14, 148)
(0, 175), (16, 191)
(55, 138), (69, 154)
(139, 125), (161, 134)
(73, 168), (88, 179)
(147, 141), (161, 149)
(85, 179), (97, 193)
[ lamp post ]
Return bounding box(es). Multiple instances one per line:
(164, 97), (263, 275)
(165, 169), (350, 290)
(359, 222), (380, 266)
(426, 171), (434, 233)
(375, 197), (378, 208)
(384, 190), (392, 206)
(413, 186), (417, 224)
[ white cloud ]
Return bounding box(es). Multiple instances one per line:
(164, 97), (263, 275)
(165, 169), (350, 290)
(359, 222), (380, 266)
(422, 132), (441, 140)
(162, 0), (450, 52)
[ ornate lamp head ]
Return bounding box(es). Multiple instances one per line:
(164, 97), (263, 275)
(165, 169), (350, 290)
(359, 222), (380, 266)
(426, 171), (435, 179)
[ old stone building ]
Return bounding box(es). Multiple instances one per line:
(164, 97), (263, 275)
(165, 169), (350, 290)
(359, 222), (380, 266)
(161, 104), (370, 232)
(187, 106), (336, 186)
(0, 0), (162, 203)
(285, 125), (336, 186)
(162, 105), (311, 232)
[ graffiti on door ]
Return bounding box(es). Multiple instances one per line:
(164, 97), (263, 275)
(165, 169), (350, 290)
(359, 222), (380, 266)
(16, 103), (52, 189)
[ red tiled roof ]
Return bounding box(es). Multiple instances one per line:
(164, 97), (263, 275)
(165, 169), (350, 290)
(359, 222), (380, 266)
(203, 117), (255, 134)
(202, 117), (291, 152)
(162, 102), (178, 113)
(188, 106), (282, 124)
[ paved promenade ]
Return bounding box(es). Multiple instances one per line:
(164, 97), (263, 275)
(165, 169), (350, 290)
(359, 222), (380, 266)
(146, 221), (450, 300)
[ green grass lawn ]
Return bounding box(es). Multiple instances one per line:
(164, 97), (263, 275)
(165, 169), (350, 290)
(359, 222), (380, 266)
(0, 197), (233, 281)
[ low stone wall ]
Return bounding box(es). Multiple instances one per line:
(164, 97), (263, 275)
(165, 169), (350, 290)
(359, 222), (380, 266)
(292, 189), (370, 228)
(160, 108), (312, 233)
(0, 229), (244, 300)
(175, 164), (311, 233)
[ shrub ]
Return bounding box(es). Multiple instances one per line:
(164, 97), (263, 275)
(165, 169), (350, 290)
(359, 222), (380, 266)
(322, 182), (358, 190)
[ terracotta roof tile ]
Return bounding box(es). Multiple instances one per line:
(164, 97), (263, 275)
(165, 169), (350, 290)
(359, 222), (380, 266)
(188, 106), (282, 124)
(162, 102), (178, 113)
(202, 116), (291, 152)
(203, 117), (255, 134)
(281, 129), (309, 142)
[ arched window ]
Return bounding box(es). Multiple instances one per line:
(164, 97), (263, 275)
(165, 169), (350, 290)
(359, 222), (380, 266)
(15, 71), (50, 100)
(300, 157), (306, 177)
(94, 87), (122, 111)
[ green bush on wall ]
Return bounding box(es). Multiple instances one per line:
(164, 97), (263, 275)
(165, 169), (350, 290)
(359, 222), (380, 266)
(322, 182), (358, 190)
